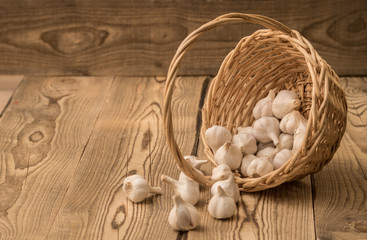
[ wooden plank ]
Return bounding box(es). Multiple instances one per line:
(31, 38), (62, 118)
(0, 75), (23, 113)
(0, 0), (365, 76)
(313, 77), (367, 239)
(0, 76), (113, 239)
(45, 76), (209, 239)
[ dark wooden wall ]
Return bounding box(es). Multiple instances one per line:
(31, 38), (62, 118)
(0, 0), (366, 76)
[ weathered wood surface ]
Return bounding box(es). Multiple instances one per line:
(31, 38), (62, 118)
(0, 76), (366, 239)
(313, 77), (367, 240)
(0, 0), (366, 76)
(0, 76), (23, 114)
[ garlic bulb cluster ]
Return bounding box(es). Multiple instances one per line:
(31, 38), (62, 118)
(211, 175), (240, 203)
(123, 174), (163, 203)
(168, 195), (200, 231)
(214, 141), (242, 170)
(161, 174), (200, 205)
(272, 90), (301, 119)
(208, 186), (237, 219)
(205, 125), (232, 152)
(211, 164), (232, 181)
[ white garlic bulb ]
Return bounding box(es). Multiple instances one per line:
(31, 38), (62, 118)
(211, 175), (240, 202)
(253, 89), (276, 119)
(123, 174), (163, 203)
(161, 175), (200, 205)
(257, 142), (275, 151)
(184, 155), (208, 170)
(205, 125), (232, 152)
(256, 147), (276, 158)
(240, 155), (257, 177)
(208, 186), (237, 219)
(273, 149), (292, 169)
(272, 90), (301, 119)
(211, 164), (232, 181)
(279, 111), (307, 134)
(237, 126), (253, 135)
(293, 128), (306, 152)
(247, 157), (273, 178)
(214, 141), (242, 170)
(232, 133), (257, 155)
(277, 133), (293, 150)
(252, 117), (280, 145)
(168, 195), (200, 231)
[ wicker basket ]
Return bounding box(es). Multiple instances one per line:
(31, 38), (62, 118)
(163, 13), (348, 192)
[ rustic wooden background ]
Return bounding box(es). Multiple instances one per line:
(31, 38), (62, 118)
(0, 0), (366, 76)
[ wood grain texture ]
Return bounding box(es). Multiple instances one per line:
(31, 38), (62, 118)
(0, 0), (365, 76)
(0, 76), (113, 239)
(0, 75), (23, 114)
(313, 77), (367, 240)
(45, 76), (208, 239)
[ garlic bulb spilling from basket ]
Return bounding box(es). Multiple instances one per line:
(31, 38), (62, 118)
(208, 186), (236, 219)
(214, 141), (242, 170)
(252, 117), (280, 145)
(123, 174), (163, 203)
(211, 164), (233, 181)
(161, 175), (200, 205)
(168, 195), (200, 231)
(232, 132), (257, 155)
(273, 149), (292, 170)
(253, 89), (276, 119)
(246, 157), (273, 178)
(240, 154), (257, 177)
(210, 175), (240, 203)
(184, 155), (208, 170)
(272, 90), (301, 119)
(205, 125), (232, 152)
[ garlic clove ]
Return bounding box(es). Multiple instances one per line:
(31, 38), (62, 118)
(252, 117), (280, 145)
(273, 149), (292, 169)
(232, 133), (257, 155)
(237, 126), (253, 136)
(208, 186), (237, 219)
(240, 154), (257, 177)
(184, 155), (208, 170)
(277, 133), (293, 150)
(247, 157), (273, 178)
(161, 175), (200, 205)
(211, 163), (233, 181)
(257, 142), (275, 151)
(214, 141), (242, 170)
(253, 89), (276, 119)
(123, 174), (163, 203)
(272, 90), (301, 119)
(279, 111), (307, 134)
(210, 175), (240, 202)
(256, 147), (276, 161)
(205, 125), (232, 152)
(168, 195), (200, 231)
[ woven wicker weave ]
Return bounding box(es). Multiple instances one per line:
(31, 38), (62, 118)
(163, 13), (348, 192)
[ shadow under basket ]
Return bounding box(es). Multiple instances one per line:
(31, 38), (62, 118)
(163, 13), (348, 192)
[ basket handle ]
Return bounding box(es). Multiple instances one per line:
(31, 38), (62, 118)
(163, 13), (294, 186)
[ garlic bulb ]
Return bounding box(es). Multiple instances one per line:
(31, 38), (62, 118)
(247, 157), (273, 178)
(168, 195), (200, 231)
(237, 126), (253, 135)
(208, 186), (237, 219)
(293, 128), (305, 152)
(211, 175), (240, 202)
(240, 154), (257, 177)
(214, 141), (242, 170)
(211, 164), (232, 181)
(257, 142), (275, 151)
(253, 89), (276, 119)
(279, 111), (307, 134)
(252, 117), (280, 145)
(184, 155), (208, 170)
(277, 133), (293, 150)
(232, 133), (257, 155)
(205, 125), (232, 152)
(256, 147), (276, 158)
(123, 174), (163, 203)
(272, 90), (301, 119)
(273, 149), (292, 169)
(161, 175), (200, 205)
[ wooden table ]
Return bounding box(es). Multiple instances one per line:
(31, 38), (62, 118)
(0, 76), (366, 240)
